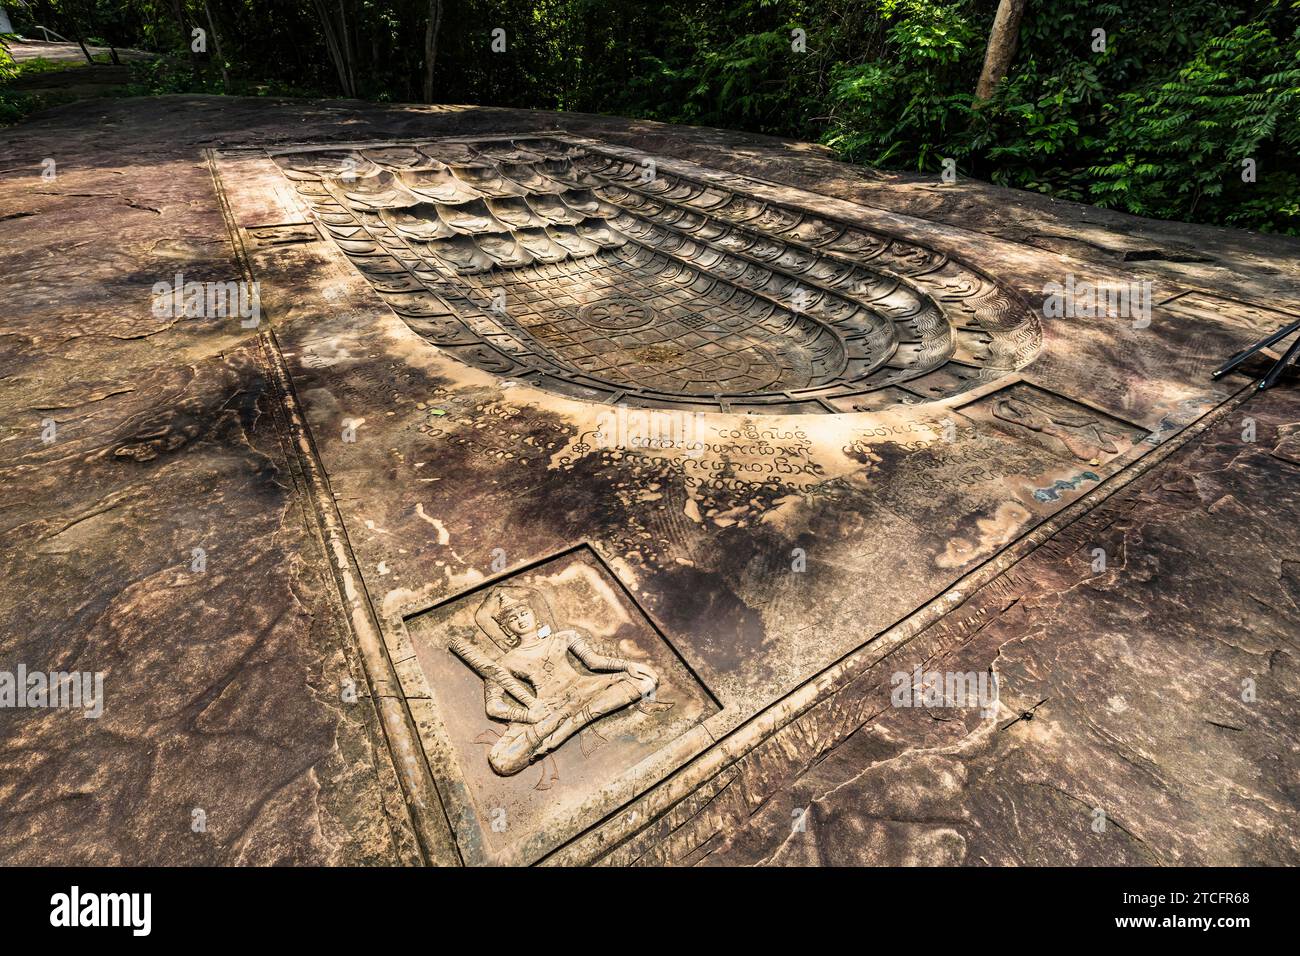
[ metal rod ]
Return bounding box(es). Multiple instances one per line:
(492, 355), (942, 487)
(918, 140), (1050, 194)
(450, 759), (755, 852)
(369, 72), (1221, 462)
(1212, 319), (1300, 379)
(1259, 331), (1300, 390)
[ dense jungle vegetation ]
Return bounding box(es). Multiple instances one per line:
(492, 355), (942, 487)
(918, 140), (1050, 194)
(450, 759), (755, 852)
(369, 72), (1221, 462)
(2, 1), (1298, 233)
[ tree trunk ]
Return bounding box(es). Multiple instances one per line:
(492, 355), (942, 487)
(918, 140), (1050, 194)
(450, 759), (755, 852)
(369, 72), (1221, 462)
(313, 0), (356, 97)
(65, 2), (95, 65)
(202, 0), (228, 89)
(974, 0), (1028, 102)
(336, 0), (356, 96)
(170, 0), (203, 76)
(72, 29), (94, 65)
(422, 0), (443, 103)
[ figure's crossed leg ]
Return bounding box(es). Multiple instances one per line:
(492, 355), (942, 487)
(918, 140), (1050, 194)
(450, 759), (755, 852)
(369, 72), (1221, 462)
(487, 675), (651, 775)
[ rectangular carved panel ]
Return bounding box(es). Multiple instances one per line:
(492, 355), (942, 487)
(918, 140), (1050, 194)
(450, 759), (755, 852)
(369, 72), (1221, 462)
(962, 381), (1148, 472)
(400, 544), (718, 864)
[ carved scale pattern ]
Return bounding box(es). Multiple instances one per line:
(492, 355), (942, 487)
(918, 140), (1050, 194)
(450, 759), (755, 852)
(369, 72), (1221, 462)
(273, 136), (1041, 414)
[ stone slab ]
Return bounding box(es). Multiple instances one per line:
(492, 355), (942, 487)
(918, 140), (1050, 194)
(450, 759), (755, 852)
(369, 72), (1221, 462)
(3, 95), (1298, 865)
(208, 128), (1284, 863)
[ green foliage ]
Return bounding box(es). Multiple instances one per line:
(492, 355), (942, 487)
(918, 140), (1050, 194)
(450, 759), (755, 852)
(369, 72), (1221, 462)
(16, 55), (89, 74)
(1, 0), (1296, 232)
(0, 39), (39, 124)
(123, 56), (324, 98)
(0, 41), (17, 83)
(0, 39), (25, 123)
(824, 0), (980, 169)
(817, 0), (1299, 232)
(1089, 17), (1300, 231)
(627, 27), (807, 132)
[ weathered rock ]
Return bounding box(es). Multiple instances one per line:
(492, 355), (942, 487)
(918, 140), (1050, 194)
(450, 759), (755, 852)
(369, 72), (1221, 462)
(1, 95), (1297, 866)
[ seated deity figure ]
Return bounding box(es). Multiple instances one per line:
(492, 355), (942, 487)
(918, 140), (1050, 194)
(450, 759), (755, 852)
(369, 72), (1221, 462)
(992, 394), (1120, 462)
(450, 585), (663, 776)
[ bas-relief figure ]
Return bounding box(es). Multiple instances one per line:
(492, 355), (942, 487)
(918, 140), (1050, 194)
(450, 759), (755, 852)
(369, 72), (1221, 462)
(992, 392), (1128, 462)
(450, 585), (671, 776)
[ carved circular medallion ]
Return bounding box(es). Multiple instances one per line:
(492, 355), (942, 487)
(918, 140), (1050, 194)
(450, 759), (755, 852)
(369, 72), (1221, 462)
(577, 297), (654, 332)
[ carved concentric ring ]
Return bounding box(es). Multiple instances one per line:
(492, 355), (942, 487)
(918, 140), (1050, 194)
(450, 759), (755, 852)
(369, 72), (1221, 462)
(275, 136), (1043, 414)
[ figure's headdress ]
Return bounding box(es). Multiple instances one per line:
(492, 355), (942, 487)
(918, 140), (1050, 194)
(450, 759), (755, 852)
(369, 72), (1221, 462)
(486, 587), (531, 622)
(474, 585), (555, 651)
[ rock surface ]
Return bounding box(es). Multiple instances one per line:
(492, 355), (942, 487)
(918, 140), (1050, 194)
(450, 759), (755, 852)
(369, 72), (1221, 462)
(1, 94), (1297, 865)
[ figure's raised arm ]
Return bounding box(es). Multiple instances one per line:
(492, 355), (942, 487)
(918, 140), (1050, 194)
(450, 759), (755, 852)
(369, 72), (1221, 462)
(566, 632), (628, 672)
(450, 636), (539, 722)
(568, 633), (658, 687)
